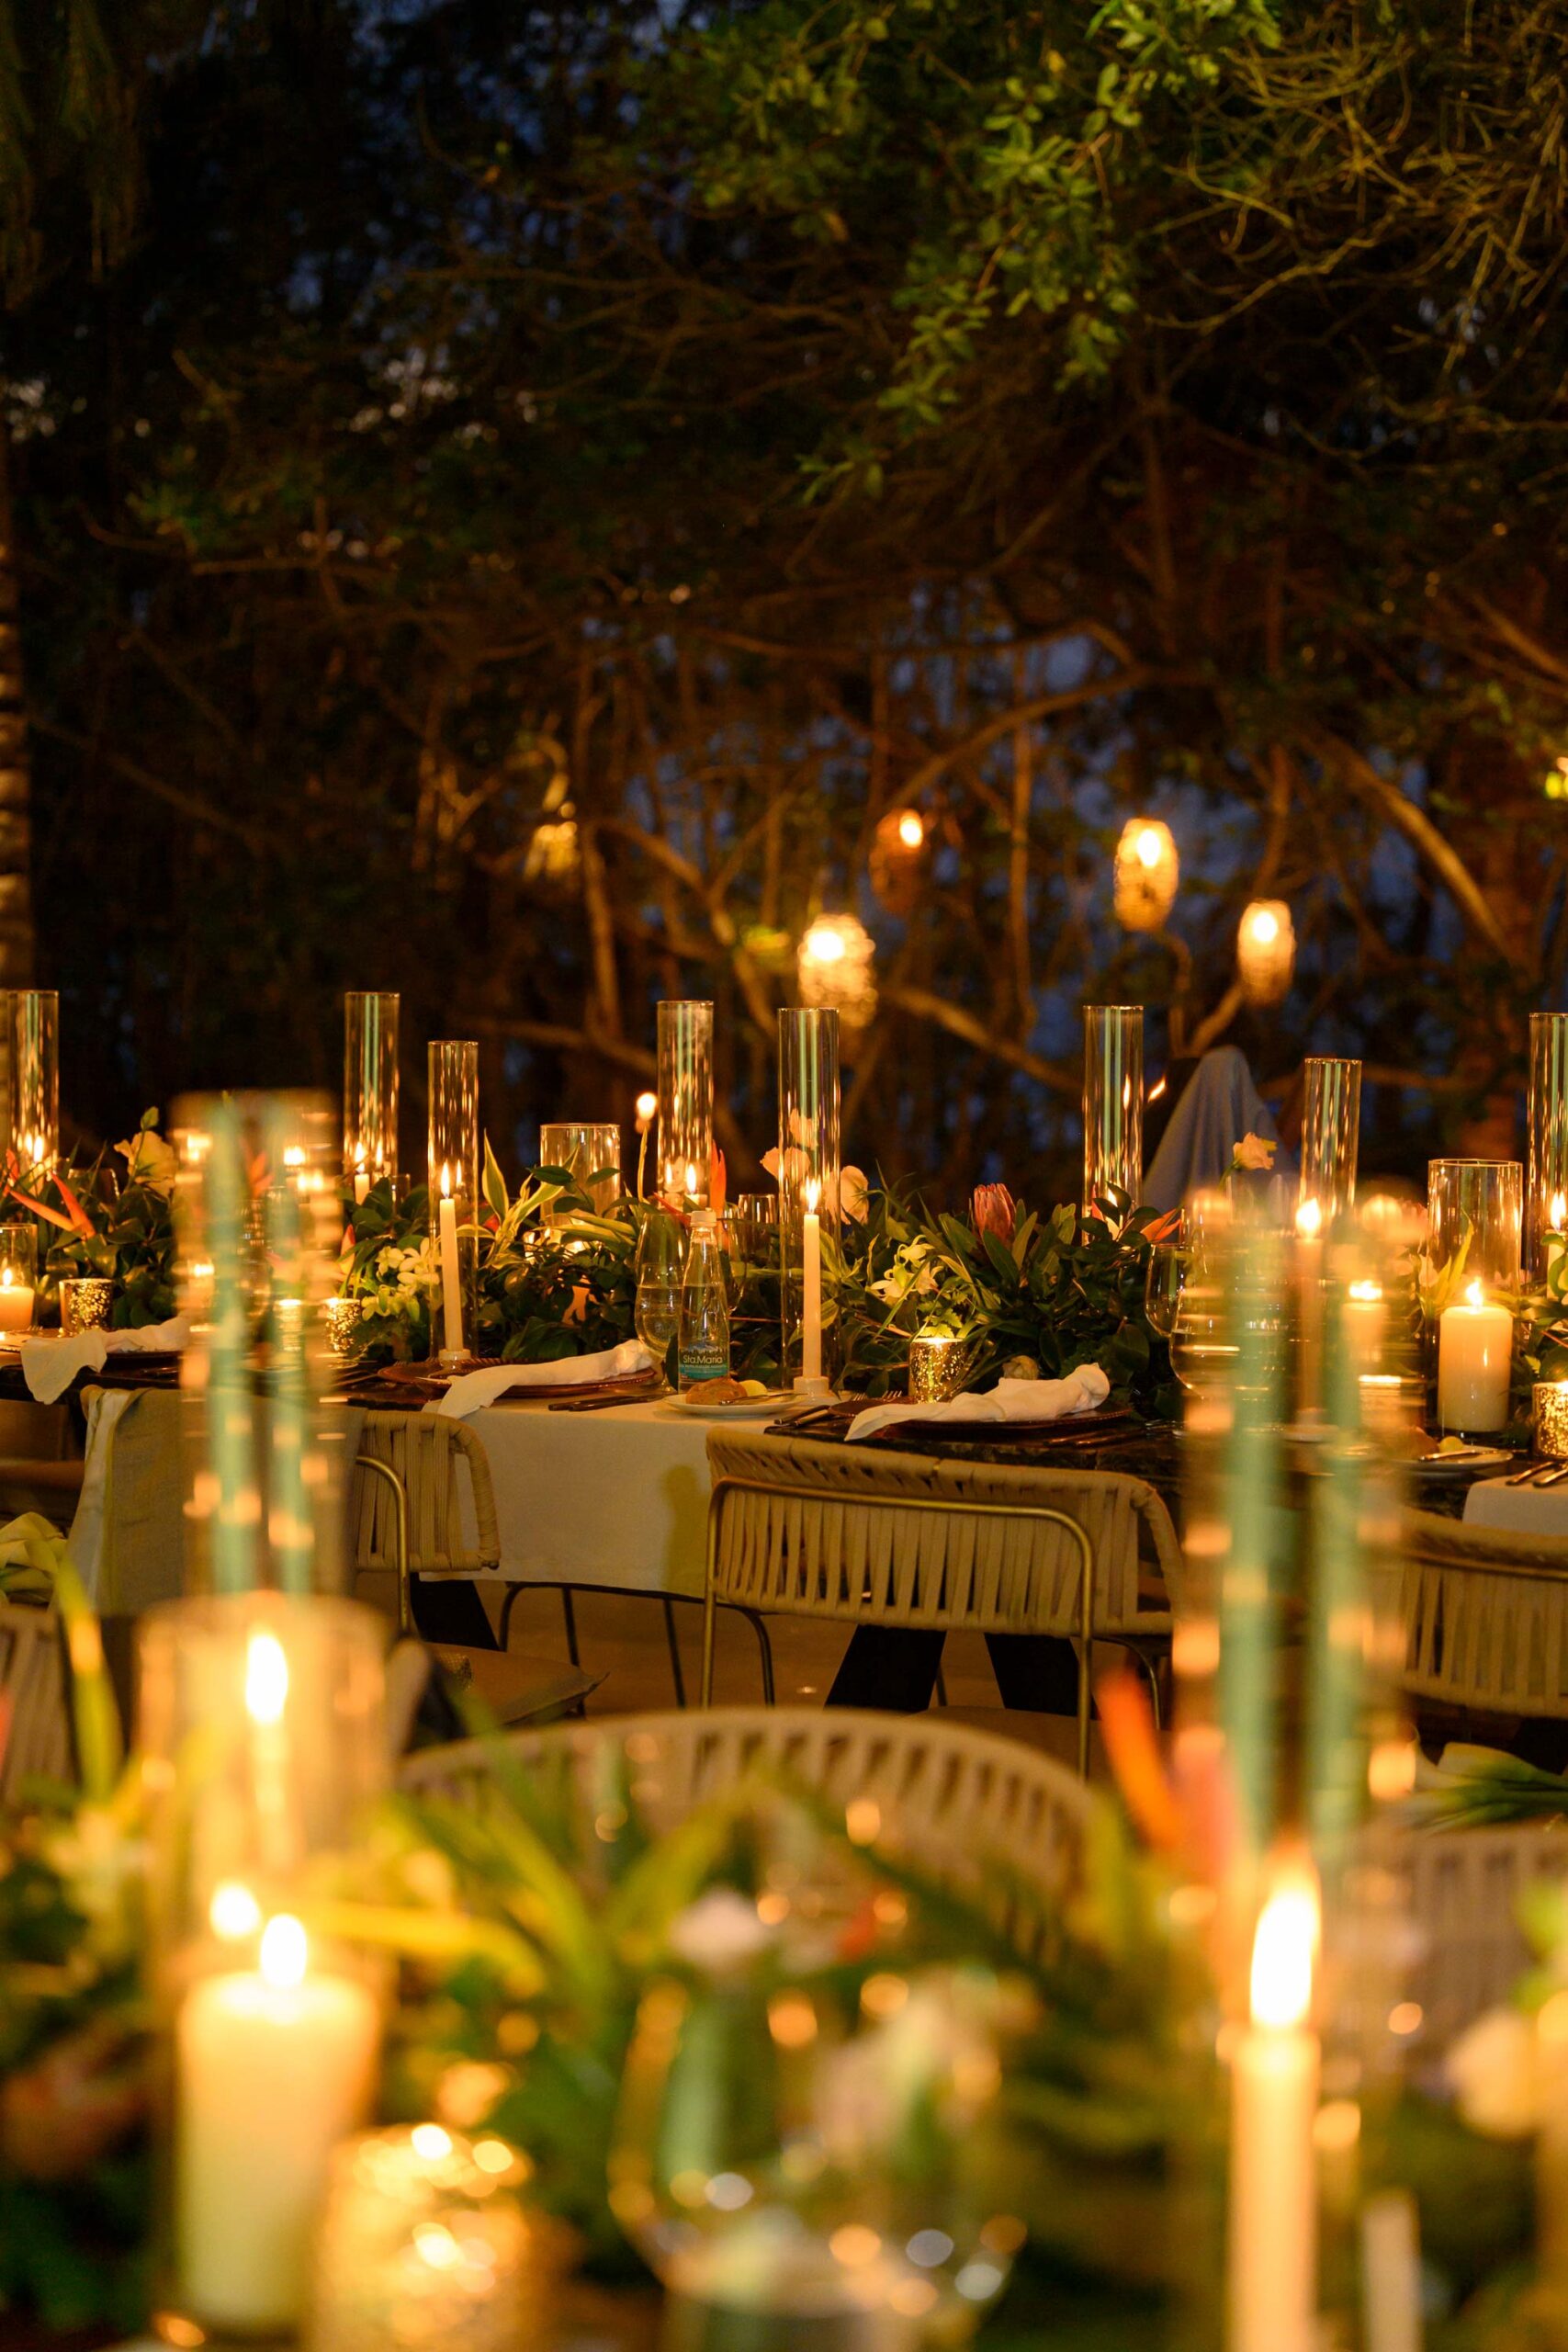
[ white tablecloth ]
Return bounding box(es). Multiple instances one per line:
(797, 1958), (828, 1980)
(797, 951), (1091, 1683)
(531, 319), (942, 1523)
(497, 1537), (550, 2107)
(67, 1387), (716, 1608)
(1463, 1474), (1568, 1538)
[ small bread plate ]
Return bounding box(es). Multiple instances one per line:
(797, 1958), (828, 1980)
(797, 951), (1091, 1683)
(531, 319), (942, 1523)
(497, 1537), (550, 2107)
(668, 1385), (815, 1421)
(1412, 1444), (1514, 1481)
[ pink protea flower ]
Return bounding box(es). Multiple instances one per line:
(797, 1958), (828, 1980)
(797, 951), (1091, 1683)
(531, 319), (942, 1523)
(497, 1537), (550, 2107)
(971, 1184), (1016, 1244)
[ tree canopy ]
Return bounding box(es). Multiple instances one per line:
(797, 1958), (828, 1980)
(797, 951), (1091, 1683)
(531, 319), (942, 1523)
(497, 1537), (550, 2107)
(8, 0), (1568, 1186)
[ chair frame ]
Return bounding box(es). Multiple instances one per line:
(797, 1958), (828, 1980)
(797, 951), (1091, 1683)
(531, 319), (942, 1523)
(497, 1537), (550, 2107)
(702, 1470), (1096, 1772)
(1400, 1505), (1568, 1722)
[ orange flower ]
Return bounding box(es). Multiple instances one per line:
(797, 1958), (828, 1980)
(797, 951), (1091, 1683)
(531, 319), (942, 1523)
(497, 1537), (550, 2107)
(1095, 1668), (1184, 1853)
(710, 1148), (728, 1215)
(51, 1170), (96, 1242)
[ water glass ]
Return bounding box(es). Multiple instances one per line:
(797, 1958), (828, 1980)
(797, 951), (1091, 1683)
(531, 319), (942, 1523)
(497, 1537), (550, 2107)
(636, 1211), (685, 1370)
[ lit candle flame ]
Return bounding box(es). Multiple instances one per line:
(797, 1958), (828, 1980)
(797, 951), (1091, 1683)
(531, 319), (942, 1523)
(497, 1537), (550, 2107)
(244, 1631), (289, 1724)
(1552, 1192), (1566, 1231)
(1348, 1280), (1382, 1303)
(1250, 1876), (1317, 2031)
(1465, 1278), (1485, 1309)
(209, 1881), (262, 1940)
(805, 1179), (821, 1214)
(440, 1160), (452, 1202)
(258, 1913), (308, 1991)
(1295, 1197), (1323, 1238)
(685, 1160), (699, 1196)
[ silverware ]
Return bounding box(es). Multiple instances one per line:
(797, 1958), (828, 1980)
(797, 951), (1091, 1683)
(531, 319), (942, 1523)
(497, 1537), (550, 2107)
(1507, 1460), (1548, 1485)
(549, 1386), (666, 1413)
(1537, 1462), (1568, 1489)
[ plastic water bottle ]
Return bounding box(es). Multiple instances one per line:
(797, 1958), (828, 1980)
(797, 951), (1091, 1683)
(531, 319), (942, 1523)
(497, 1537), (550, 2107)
(678, 1211), (731, 1390)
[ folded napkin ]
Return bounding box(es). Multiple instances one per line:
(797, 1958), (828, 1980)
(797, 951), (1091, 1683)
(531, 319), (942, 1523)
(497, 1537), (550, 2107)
(21, 1314), (190, 1407)
(846, 1363), (1111, 1445)
(428, 1338), (655, 1419)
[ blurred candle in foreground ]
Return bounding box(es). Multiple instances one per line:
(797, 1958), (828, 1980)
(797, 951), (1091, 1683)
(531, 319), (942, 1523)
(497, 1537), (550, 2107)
(1438, 1279), (1512, 1433)
(175, 1914), (379, 2335)
(1294, 1196), (1325, 1421)
(1229, 1869), (1320, 2352)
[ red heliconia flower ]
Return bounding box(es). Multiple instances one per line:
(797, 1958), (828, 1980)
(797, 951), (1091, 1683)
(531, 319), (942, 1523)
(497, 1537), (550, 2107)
(970, 1183), (1016, 1244)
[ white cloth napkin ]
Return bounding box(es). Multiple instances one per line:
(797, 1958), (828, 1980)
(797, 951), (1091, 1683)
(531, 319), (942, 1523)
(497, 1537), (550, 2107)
(846, 1363), (1111, 1444)
(20, 1314), (190, 1407)
(428, 1337), (654, 1419)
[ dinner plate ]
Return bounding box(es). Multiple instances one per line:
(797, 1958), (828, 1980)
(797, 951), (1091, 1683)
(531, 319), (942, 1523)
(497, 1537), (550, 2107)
(1412, 1447), (1514, 1481)
(667, 1388), (807, 1420)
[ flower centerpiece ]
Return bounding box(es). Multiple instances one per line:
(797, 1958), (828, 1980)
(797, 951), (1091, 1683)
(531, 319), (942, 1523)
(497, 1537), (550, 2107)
(2, 1109), (178, 1327)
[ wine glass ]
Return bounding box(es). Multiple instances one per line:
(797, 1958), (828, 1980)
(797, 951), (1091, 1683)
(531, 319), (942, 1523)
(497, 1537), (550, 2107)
(1145, 1240), (1235, 1393)
(635, 1210), (684, 1375)
(611, 1950), (1023, 2351)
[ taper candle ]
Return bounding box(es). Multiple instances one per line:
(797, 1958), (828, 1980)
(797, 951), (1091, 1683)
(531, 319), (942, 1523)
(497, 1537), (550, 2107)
(1228, 1874), (1319, 2352)
(436, 1164), (464, 1359)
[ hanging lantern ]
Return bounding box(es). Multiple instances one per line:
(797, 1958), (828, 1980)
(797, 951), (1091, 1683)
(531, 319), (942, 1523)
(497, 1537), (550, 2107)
(1112, 819), (1179, 933)
(798, 913), (877, 1029)
(1237, 899), (1296, 1006)
(870, 806), (928, 916)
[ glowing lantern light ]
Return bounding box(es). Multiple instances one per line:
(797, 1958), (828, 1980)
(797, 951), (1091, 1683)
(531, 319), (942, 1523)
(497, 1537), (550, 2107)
(798, 912), (877, 1028)
(870, 806), (930, 914)
(1237, 899), (1296, 1007)
(1112, 819), (1179, 933)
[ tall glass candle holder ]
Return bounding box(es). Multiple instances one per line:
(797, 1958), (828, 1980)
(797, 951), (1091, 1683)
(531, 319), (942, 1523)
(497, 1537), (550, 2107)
(656, 1001), (714, 1209)
(1528, 1012), (1568, 1281)
(1427, 1158), (1522, 1296)
(1082, 1004), (1143, 1214)
(778, 1007), (840, 1387)
(428, 1041), (479, 1361)
(343, 991), (400, 1194)
(173, 1093), (345, 1596)
(6, 986), (58, 1173)
(139, 1590), (388, 2350)
(1298, 1057), (1361, 1225)
(538, 1120), (622, 1219)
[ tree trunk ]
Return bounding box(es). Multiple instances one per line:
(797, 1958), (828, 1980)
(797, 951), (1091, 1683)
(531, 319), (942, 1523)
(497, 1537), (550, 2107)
(0, 419), (35, 1146)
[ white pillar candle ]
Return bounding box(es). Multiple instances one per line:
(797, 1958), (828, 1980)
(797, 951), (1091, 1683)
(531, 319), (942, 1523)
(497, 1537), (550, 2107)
(436, 1164), (464, 1358)
(0, 1270), (34, 1332)
(1294, 1197), (1324, 1420)
(175, 1915), (379, 2335)
(1438, 1281), (1513, 1431)
(1228, 1877), (1319, 2352)
(802, 1180), (822, 1385)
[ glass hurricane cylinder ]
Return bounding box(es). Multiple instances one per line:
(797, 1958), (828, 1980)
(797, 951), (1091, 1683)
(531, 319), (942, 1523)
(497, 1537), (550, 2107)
(1298, 1057), (1362, 1225)
(6, 986), (58, 1173)
(173, 1092), (345, 1596)
(657, 1001), (714, 1209)
(778, 1007), (840, 1386)
(538, 1120), (623, 1218)
(1082, 1004), (1143, 1214)
(428, 1042), (479, 1357)
(140, 1590), (388, 2351)
(342, 991), (399, 1191)
(1528, 1012), (1568, 1280)
(1427, 1158), (1522, 1296)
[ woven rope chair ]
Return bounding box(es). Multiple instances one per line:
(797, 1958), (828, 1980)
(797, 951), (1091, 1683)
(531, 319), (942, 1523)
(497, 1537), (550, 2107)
(0, 1595), (72, 1802)
(1400, 1507), (1568, 1721)
(1397, 1818), (1568, 2056)
(397, 1706), (1096, 1964)
(350, 1412), (502, 1635)
(701, 1429), (1185, 1774)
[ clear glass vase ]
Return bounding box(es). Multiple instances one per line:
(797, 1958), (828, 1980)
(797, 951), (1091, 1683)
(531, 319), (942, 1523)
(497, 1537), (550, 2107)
(1427, 1157), (1522, 1297)
(428, 1040), (479, 1357)
(1081, 1005), (1143, 1215)
(1298, 1057), (1362, 1225)
(777, 1008), (840, 1386)
(6, 985), (58, 1174)
(140, 1589), (389, 2349)
(1529, 1012), (1568, 1280)
(539, 1119), (623, 1218)
(342, 991), (400, 1193)
(658, 1001), (715, 1210)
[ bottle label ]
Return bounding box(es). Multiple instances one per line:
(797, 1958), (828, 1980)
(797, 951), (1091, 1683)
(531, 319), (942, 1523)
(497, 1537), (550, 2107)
(680, 1344), (729, 1382)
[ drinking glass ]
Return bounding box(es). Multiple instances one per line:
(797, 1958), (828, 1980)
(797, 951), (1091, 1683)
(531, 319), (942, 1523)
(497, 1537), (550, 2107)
(612, 1960), (1021, 2352)
(635, 1211), (685, 1372)
(1146, 1240), (1235, 1393)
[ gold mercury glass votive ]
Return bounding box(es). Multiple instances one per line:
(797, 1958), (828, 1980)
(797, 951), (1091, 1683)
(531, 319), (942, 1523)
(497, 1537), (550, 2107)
(1534, 1381), (1568, 1461)
(908, 1332), (970, 1404)
(322, 1294), (367, 1361)
(304, 2124), (548, 2352)
(59, 1276), (114, 1336)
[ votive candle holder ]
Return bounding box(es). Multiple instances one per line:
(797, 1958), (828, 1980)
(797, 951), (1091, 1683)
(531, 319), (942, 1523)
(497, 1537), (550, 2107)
(778, 1006), (840, 1386)
(908, 1332), (971, 1404)
(6, 987), (57, 1173)
(60, 1276), (114, 1336)
(1299, 1057), (1361, 1226)
(1528, 1012), (1568, 1282)
(657, 1001), (714, 1209)
(1534, 1382), (1568, 1462)
(343, 991), (400, 1193)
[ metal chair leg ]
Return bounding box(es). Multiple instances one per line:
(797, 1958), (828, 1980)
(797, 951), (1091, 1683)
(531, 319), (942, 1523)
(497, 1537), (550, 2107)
(497, 1582), (525, 1652)
(357, 1453), (411, 1636)
(935, 1657), (949, 1706)
(1076, 1527), (1095, 1780)
(662, 1596), (687, 1708)
(701, 1590), (717, 1706)
(559, 1587), (581, 1669)
(739, 1608), (775, 1704)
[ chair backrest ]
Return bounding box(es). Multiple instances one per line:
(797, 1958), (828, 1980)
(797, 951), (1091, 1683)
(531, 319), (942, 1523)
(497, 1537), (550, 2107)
(351, 1412), (502, 1579)
(0, 1596), (72, 1801)
(398, 1705), (1099, 1966)
(1398, 1818), (1568, 2054)
(704, 1428), (1181, 1640)
(1400, 1507), (1568, 1719)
